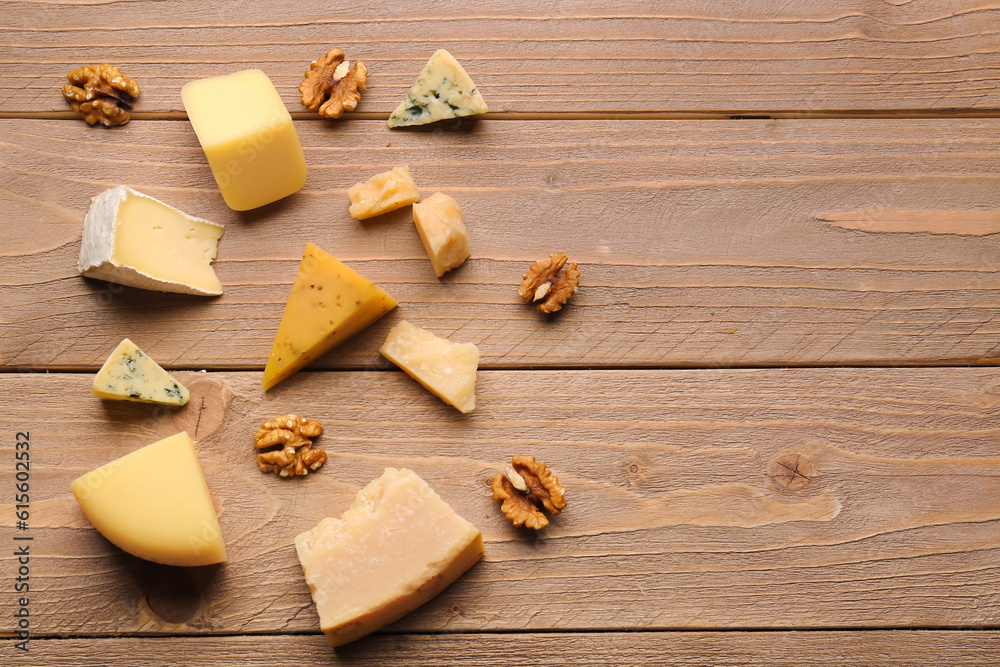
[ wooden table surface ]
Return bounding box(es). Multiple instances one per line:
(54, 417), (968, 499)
(2, 1), (999, 664)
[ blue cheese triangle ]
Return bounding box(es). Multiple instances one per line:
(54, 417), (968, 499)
(93, 338), (190, 405)
(388, 49), (488, 128)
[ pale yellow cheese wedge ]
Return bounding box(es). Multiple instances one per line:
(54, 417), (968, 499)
(388, 49), (488, 128)
(347, 165), (420, 220)
(182, 69), (307, 211)
(71, 432), (227, 567)
(412, 192), (471, 277)
(379, 320), (479, 413)
(262, 242), (397, 390)
(295, 468), (484, 647)
(93, 338), (189, 405)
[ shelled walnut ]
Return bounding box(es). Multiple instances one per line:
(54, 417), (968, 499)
(254, 414), (327, 477)
(492, 455), (567, 529)
(299, 48), (367, 119)
(62, 64), (140, 126)
(517, 253), (579, 313)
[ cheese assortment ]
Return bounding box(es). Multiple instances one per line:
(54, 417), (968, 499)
(388, 49), (489, 128)
(78, 186), (225, 295)
(262, 242), (397, 390)
(412, 192), (471, 276)
(295, 468), (484, 646)
(182, 69), (308, 211)
(93, 338), (189, 405)
(71, 432), (227, 567)
(380, 320), (480, 413)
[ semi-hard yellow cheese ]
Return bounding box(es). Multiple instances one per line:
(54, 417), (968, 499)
(380, 320), (479, 413)
(78, 186), (224, 295)
(93, 338), (189, 405)
(71, 432), (227, 567)
(262, 242), (397, 390)
(412, 192), (470, 277)
(295, 468), (484, 647)
(182, 69), (307, 211)
(347, 165), (420, 220)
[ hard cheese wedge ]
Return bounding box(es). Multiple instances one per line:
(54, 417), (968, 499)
(387, 49), (488, 128)
(348, 165), (420, 220)
(182, 69), (307, 211)
(78, 185), (224, 295)
(412, 192), (470, 277)
(93, 338), (190, 405)
(262, 242), (397, 390)
(71, 432), (227, 567)
(380, 320), (479, 413)
(295, 468), (484, 647)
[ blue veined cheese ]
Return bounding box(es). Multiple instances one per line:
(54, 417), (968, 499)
(387, 49), (488, 128)
(93, 338), (190, 405)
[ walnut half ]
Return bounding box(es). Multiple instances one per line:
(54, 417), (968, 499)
(517, 253), (580, 313)
(254, 414), (327, 477)
(62, 64), (140, 126)
(492, 455), (567, 529)
(299, 48), (368, 119)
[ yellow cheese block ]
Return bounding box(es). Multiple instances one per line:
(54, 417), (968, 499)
(412, 192), (471, 277)
(347, 165), (420, 220)
(70, 432), (227, 567)
(379, 320), (479, 413)
(182, 69), (307, 211)
(295, 468), (484, 647)
(262, 242), (397, 390)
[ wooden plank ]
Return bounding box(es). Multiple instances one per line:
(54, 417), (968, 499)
(18, 632), (1000, 665)
(2, 1), (1000, 116)
(2, 118), (999, 370)
(1, 368), (998, 635)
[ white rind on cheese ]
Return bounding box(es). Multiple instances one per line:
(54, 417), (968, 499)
(388, 49), (488, 128)
(93, 338), (190, 405)
(78, 185), (225, 295)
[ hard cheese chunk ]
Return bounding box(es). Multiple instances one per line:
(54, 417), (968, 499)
(348, 165), (420, 220)
(412, 192), (470, 277)
(388, 49), (488, 128)
(78, 186), (224, 295)
(93, 338), (189, 405)
(262, 242), (397, 390)
(182, 69), (307, 211)
(295, 468), (484, 647)
(380, 320), (479, 413)
(71, 432), (227, 567)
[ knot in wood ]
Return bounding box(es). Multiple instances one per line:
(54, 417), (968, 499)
(768, 452), (814, 493)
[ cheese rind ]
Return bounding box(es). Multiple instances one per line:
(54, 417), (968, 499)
(93, 338), (189, 405)
(347, 165), (420, 220)
(182, 69), (307, 211)
(388, 49), (488, 128)
(379, 320), (479, 413)
(412, 192), (471, 277)
(262, 242), (397, 390)
(78, 186), (225, 295)
(295, 468), (484, 647)
(71, 431), (227, 567)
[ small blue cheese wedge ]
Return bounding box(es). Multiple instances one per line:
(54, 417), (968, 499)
(295, 468), (484, 647)
(79, 185), (225, 295)
(387, 49), (488, 128)
(93, 338), (190, 405)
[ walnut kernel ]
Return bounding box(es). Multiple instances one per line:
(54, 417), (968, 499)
(299, 48), (368, 119)
(62, 64), (140, 126)
(492, 455), (567, 529)
(517, 253), (580, 313)
(254, 414), (327, 477)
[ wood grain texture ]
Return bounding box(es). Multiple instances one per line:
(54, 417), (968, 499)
(19, 632), (1000, 666)
(2, 118), (999, 371)
(2, 1), (1000, 116)
(1, 368), (998, 635)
